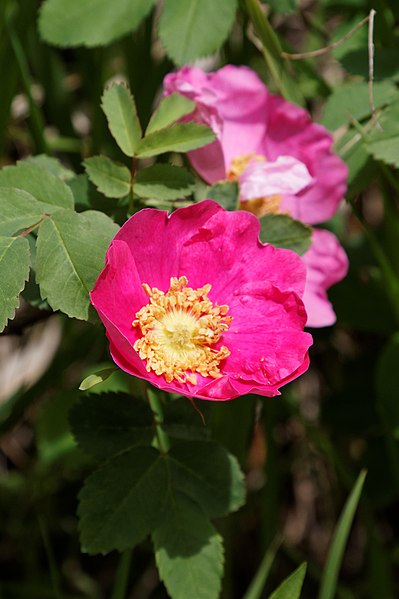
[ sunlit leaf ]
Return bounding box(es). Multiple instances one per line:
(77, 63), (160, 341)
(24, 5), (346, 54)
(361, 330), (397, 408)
(146, 93), (195, 135)
(36, 210), (118, 320)
(101, 84), (142, 157)
(84, 156), (131, 198)
(259, 213), (312, 255)
(207, 181), (239, 211)
(39, 0), (156, 47)
(0, 236), (30, 332)
(269, 562), (307, 599)
(136, 123), (215, 158)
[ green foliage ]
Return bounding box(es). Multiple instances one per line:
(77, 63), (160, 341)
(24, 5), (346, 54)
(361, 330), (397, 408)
(366, 99), (399, 167)
(84, 156), (131, 198)
(0, 188), (48, 236)
(0, 162), (74, 210)
(269, 563), (307, 599)
(259, 213), (312, 255)
(0, 236), (30, 332)
(158, 0), (238, 65)
(78, 447), (168, 553)
(153, 494), (224, 599)
(320, 81), (397, 131)
(207, 181), (239, 211)
(146, 93), (196, 135)
(39, 0), (156, 47)
(79, 367), (118, 391)
(36, 210), (118, 320)
(318, 471), (367, 599)
(134, 164), (194, 200)
(136, 123), (216, 158)
(70, 394), (154, 458)
(101, 84), (142, 157)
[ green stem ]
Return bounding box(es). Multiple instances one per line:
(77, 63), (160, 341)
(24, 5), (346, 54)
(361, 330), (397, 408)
(110, 549), (133, 599)
(6, 16), (49, 154)
(244, 0), (303, 104)
(145, 385), (170, 453)
(38, 516), (64, 599)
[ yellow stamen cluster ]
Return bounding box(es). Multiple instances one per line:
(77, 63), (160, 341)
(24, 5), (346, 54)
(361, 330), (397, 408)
(133, 276), (232, 385)
(227, 153), (282, 217)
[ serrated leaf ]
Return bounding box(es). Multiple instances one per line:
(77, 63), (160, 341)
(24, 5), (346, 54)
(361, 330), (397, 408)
(136, 122), (215, 158)
(101, 84), (142, 157)
(0, 188), (50, 236)
(39, 0), (156, 47)
(269, 562), (307, 599)
(207, 181), (239, 211)
(79, 368), (118, 391)
(0, 162), (74, 210)
(169, 441), (245, 518)
(0, 236), (30, 332)
(70, 394), (154, 459)
(36, 210), (119, 320)
(259, 213), (312, 255)
(163, 397), (211, 442)
(153, 494), (224, 599)
(84, 156), (131, 198)
(78, 447), (167, 554)
(146, 93), (195, 135)
(321, 81), (397, 131)
(159, 0), (238, 65)
(134, 164), (194, 199)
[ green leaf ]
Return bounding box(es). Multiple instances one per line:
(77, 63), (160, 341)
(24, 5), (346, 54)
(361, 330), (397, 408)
(0, 236), (30, 333)
(321, 81), (397, 131)
(0, 162), (74, 210)
(267, 0), (298, 13)
(39, 0), (156, 47)
(366, 99), (399, 168)
(78, 447), (167, 554)
(25, 154), (75, 180)
(79, 368), (118, 391)
(146, 93), (195, 135)
(341, 48), (399, 83)
(153, 494), (224, 599)
(318, 470), (367, 599)
(259, 213), (312, 255)
(84, 156), (131, 198)
(136, 123), (215, 158)
(269, 562), (307, 599)
(207, 181), (239, 211)
(70, 394), (154, 459)
(36, 392), (77, 464)
(0, 188), (49, 236)
(36, 209), (119, 320)
(169, 441), (245, 518)
(375, 333), (399, 438)
(159, 0), (237, 65)
(134, 164), (194, 199)
(101, 84), (142, 157)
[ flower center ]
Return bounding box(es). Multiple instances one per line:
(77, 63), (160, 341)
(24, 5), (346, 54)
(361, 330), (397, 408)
(227, 153), (282, 217)
(133, 276), (232, 385)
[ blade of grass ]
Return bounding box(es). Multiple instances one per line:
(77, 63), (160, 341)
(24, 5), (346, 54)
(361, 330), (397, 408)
(242, 537), (281, 599)
(111, 549), (133, 599)
(38, 515), (64, 599)
(318, 470), (367, 599)
(6, 14), (49, 154)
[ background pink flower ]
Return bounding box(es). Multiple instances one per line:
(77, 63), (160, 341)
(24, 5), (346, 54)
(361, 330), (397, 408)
(91, 201), (312, 401)
(163, 65), (349, 328)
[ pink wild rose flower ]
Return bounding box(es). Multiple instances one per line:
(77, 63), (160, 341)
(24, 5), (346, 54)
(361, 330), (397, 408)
(163, 65), (349, 327)
(91, 201), (313, 401)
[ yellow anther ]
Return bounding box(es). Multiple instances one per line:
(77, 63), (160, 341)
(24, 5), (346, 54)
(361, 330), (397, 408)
(133, 276), (232, 385)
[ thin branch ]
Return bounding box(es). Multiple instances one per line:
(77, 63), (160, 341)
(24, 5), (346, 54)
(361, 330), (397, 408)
(282, 11), (374, 61)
